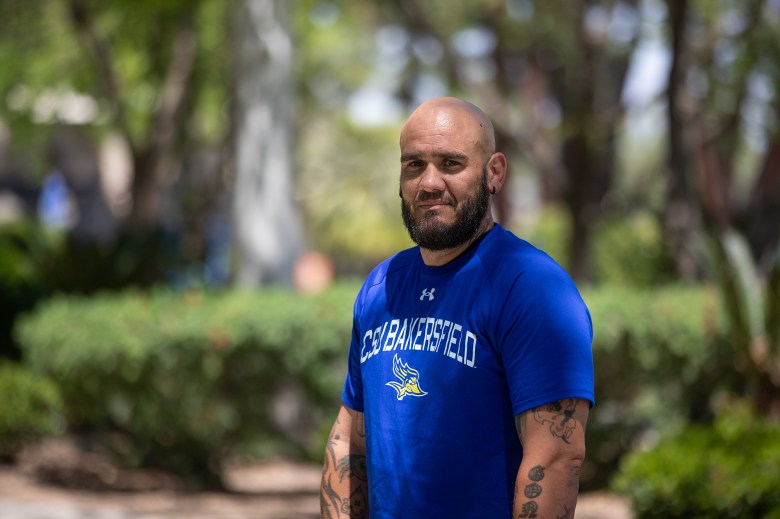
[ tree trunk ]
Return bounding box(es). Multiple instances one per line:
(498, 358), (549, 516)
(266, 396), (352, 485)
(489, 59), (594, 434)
(746, 134), (780, 270)
(663, 0), (702, 281)
(232, 0), (304, 287)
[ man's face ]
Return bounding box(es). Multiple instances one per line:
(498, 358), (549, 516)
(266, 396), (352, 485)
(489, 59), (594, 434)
(401, 167), (490, 251)
(399, 107), (492, 251)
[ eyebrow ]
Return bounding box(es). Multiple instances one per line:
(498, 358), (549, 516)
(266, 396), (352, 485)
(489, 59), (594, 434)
(400, 151), (469, 163)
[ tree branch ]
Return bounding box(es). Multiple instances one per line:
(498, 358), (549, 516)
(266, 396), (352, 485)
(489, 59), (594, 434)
(66, 0), (134, 152)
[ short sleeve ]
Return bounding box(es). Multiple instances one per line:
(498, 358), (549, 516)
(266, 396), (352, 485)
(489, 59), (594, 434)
(497, 261), (594, 416)
(341, 297), (365, 412)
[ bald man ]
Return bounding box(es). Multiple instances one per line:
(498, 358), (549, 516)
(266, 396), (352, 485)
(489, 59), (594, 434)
(320, 98), (594, 519)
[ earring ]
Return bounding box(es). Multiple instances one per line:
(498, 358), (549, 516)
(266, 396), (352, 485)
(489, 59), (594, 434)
(490, 186), (496, 195)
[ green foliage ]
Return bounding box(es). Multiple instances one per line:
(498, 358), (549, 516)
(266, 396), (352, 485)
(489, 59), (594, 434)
(0, 361), (65, 459)
(16, 284), (355, 486)
(520, 206), (675, 287)
(298, 119), (412, 265)
(0, 0), (230, 166)
(15, 279), (739, 490)
(592, 213), (676, 287)
(612, 404), (780, 518)
(707, 228), (780, 409)
(0, 221), (61, 359)
(583, 284), (736, 489)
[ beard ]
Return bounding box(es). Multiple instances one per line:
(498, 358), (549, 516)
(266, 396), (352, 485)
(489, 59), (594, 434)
(401, 169), (491, 251)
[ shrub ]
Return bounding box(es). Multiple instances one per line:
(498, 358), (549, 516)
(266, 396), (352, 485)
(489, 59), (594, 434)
(591, 212), (676, 286)
(0, 361), (65, 459)
(582, 284), (735, 489)
(611, 403), (780, 518)
(517, 206), (676, 287)
(0, 221), (53, 360)
(16, 284), (356, 486)
(16, 282), (735, 490)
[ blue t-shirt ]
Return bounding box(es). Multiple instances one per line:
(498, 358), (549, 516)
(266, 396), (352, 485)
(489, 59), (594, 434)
(342, 224), (594, 519)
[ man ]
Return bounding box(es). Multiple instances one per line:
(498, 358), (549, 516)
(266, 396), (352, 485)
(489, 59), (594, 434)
(320, 97), (594, 519)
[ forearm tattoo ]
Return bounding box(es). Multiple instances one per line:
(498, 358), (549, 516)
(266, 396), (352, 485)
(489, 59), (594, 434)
(532, 399), (579, 444)
(321, 417), (369, 519)
(517, 464), (545, 518)
(516, 464), (575, 519)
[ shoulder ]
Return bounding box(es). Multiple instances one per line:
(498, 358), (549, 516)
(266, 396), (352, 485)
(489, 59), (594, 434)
(363, 246), (417, 288)
(480, 226), (590, 328)
(478, 225), (573, 288)
(354, 246), (418, 305)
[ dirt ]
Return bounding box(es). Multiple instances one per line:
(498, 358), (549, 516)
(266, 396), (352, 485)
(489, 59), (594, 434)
(0, 437), (633, 519)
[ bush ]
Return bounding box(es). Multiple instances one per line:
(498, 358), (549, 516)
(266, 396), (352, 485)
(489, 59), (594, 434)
(0, 361), (65, 459)
(0, 221), (52, 360)
(611, 404), (780, 518)
(582, 284), (736, 489)
(16, 282), (736, 490)
(16, 284), (356, 486)
(591, 212), (676, 286)
(518, 206), (676, 287)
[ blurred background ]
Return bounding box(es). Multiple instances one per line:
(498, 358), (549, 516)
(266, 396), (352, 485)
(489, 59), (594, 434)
(1, 0), (779, 517)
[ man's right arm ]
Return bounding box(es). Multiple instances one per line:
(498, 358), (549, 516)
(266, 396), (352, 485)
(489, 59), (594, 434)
(320, 405), (369, 519)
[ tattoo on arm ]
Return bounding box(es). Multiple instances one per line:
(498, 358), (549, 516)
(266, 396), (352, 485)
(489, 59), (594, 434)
(519, 501), (538, 518)
(532, 399), (579, 444)
(321, 415), (369, 519)
(517, 465), (545, 518)
(337, 455), (368, 482)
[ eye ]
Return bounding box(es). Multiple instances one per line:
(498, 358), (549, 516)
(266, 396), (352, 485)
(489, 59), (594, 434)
(402, 160), (425, 173)
(440, 158), (466, 171)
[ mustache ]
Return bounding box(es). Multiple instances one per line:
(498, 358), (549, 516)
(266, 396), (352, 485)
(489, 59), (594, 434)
(415, 191), (454, 204)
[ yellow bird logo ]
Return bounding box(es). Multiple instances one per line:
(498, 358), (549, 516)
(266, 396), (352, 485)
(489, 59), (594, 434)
(386, 354), (428, 400)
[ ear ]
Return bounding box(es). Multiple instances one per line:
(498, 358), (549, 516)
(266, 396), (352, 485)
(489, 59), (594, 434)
(487, 152), (507, 194)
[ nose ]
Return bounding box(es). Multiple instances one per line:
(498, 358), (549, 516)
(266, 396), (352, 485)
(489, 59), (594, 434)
(419, 164), (445, 193)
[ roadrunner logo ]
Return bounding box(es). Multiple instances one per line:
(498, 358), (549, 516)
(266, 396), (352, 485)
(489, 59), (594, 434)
(386, 354), (428, 400)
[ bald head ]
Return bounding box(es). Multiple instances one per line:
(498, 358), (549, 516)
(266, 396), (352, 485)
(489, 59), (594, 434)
(400, 97), (496, 161)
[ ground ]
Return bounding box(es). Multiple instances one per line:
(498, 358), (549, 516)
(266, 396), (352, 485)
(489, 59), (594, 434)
(0, 437), (633, 519)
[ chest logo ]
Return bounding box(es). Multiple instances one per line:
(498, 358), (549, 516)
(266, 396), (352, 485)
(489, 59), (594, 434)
(420, 288), (435, 301)
(386, 354), (428, 400)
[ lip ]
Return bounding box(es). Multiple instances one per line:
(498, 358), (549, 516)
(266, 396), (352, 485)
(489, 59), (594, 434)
(417, 201), (451, 211)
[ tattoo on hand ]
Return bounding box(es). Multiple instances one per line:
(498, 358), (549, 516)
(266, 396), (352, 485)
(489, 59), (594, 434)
(533, 399), (578, 443)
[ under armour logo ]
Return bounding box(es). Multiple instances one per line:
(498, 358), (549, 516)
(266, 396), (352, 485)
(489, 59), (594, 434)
(420, 288), (435, 301)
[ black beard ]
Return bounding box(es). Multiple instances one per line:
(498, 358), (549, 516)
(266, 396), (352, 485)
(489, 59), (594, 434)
(401, 171), (490, 251)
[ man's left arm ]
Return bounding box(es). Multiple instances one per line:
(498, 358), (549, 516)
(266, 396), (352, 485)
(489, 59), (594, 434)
(513, 398), (590, 519)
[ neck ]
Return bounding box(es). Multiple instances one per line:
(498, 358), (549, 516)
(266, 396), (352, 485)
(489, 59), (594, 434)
(420, 217), (495, 267)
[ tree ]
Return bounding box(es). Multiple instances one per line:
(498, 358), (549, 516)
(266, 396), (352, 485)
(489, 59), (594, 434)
(664, 0), (780, 414)
(232, 0), (304, 286)
(65, 0), (202, 228)
(0, 0), (235, 287)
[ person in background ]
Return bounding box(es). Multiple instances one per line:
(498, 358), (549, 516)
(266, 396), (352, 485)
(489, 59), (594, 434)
(320, 97), (594, 519)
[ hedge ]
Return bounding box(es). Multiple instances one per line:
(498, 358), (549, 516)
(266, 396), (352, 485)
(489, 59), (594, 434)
(16, 282), (733, 489)
(612, 403), (780, 518)
(581, 284), (734, 488)
(0, 361), (65, 459)
(16, 285), (355, 486)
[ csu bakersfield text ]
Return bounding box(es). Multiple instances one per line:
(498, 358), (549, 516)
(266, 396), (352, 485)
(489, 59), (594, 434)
(360, 317), (477, 368)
